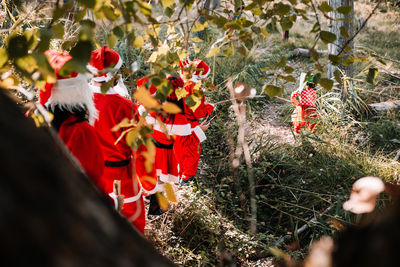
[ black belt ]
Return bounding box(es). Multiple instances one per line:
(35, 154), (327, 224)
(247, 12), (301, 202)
(105, 158), (131, 167)
(154, 140), (173, 149)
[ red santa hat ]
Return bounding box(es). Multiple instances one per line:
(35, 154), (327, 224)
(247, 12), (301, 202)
(192, 59), (210, 80)
(39, 50), (98, 124)
(136, 77), (158, 96)
(179, 58), (210, 82)
(87, 46), (123, 82)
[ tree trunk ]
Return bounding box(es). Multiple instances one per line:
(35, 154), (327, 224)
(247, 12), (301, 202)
(0, 89), (174, 267)
(327, 0), (354, 81)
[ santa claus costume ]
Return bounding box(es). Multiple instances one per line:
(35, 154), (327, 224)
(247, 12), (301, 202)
(39, 50), (106, 197)
(88, 46), (155, 233)
(175, 59), (214, 184)
(136, 76), (191, 214)
(291, 75), (318, 134)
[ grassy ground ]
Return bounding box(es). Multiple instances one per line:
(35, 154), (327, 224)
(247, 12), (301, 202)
(144, 1), (400, 266)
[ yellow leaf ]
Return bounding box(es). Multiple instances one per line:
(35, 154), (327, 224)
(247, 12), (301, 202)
(125, 128), (138, 147)
(175, 88), (188, 100)
(193, 80), (202, 91)
(191, 37), (203, 43)
(192, 21), (208, 32)
(133, 85), (160, 109)
(162, 102), (182, 113)
(133, 36), (144, 49)
(142, 139), (156, 172)
(156, 192), (169, 210)
(158, 43), (169, 55)
(191, 95), (202, 111)
(167, 25), (175, 35)
(111, 117), (133, 132)
(165, 183), (177, 202)
(161, 0), (175, 8)
(177, 49), (188, 60)
(148, 51), (158, 63)
(194, 45), (200, 53)
(0, 77), (15, 89)
(206, 46), (220, 58)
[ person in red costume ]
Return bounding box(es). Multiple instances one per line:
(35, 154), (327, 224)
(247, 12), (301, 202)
(39, 50), (108, 201)
(291, 75), (318, 134)
(137, 75), (192, 214)
(175, 59), (214, 185)
(88, 46), (155, 233)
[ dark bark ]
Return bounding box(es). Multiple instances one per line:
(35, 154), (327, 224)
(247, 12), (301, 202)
(0, 89), (174, 267)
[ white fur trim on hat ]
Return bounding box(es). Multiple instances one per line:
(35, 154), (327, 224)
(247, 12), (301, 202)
(91, 56), (123, 83)
(46, 73), (98, 125)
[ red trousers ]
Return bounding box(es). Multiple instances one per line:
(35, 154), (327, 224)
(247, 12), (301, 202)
(102, 162), (145, 233)
(174, 134), (201, 180)
(155, 146), (179, 183)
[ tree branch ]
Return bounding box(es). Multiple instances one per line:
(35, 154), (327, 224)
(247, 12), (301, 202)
(337, 0), (384, 56)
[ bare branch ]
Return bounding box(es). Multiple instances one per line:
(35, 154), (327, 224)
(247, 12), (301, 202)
(337, 0), (384, 56)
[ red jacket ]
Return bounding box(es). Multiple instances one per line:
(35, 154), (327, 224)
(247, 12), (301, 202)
(58, 115), (105, 191)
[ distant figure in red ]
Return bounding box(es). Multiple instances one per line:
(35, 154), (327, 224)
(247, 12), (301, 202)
(291, 75), (318, 134)
(88, 46), (154, 233)
(175, 59), (214, 185)
(39, 50), (106, 197)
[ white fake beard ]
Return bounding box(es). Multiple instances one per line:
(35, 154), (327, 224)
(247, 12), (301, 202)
(46, 74), (98, 125)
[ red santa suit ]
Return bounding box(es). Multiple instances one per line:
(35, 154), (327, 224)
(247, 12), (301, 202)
(89, 46), (152, 233)
(39, 50), (106, 196)
(291, 84), (318, 133)
(136, 77), (191, 184)
(175, 59), (214, 182)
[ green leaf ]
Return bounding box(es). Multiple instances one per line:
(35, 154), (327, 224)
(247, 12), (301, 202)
(281, 75), (296, 83)
(164, 7), (174, 17)
(366, 68), (378, 84)
(106, 33), (118, 49)
(329, 54), (341, 65)
(7, 34), (28, 59)
(319, 78), (333, 90)
(112, 26), (124, 39)
(264, 84), (283, 98)
(333, 70), (343, 85)
(337, 5), (352, 15)
(276, 3), (291, 16)
(309, 49), (319, 61)
(319, 1), (333, 13)
(51, 24), (64, 39)
(280, 16), (293, 31)
(0, 48), (8, 68)
(77, 0), (96, 8)
(342, 57), (354, 66)
(251, 26), (261, 34)
(276, 57), (286, 68)
(81, 19), (96, 28)
(75, 9), (87, 22)
(284, 66), (294, 74)
(320, 31), (337, 44)
(102, 6), (118, 21)
(60, 40), (93, 75)
(311, 22), (320, 33)
(339, 26), (349, 38)
(52, 2), (74, 22)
